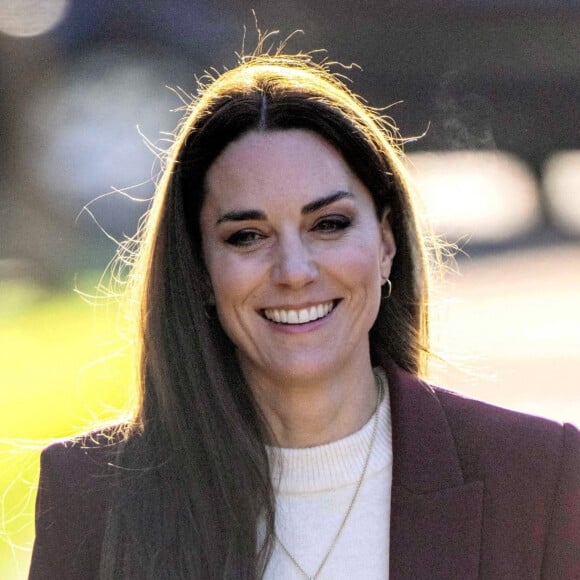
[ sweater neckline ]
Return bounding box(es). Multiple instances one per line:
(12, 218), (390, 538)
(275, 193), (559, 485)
(266, 367), (392, 495)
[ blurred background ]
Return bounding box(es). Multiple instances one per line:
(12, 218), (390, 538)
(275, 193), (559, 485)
(1, 1), (579, 577)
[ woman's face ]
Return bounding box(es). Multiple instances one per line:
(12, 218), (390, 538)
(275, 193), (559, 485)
(200, 129), (396, 387)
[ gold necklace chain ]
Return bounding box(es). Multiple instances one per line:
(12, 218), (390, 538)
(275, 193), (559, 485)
(274, 371), (384, 580)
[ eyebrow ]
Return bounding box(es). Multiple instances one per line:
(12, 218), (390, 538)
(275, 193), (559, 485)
(301, 190), (354, 214)
(216, 209), (265, 225)
(215, 190), (354, 225)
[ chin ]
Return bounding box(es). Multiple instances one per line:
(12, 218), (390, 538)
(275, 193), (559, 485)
(266, 356), (344, 385)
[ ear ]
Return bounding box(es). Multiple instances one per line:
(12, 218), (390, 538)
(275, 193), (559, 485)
(379, 208), (397, 283)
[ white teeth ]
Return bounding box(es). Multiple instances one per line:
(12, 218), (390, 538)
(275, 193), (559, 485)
(263, 301), (335, 324)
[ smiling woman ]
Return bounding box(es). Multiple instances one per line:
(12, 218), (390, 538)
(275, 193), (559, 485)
(29, 48), (579, 580)
(200, 130), (395, 447)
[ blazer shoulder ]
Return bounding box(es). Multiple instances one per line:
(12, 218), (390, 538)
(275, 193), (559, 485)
(431, 384), (579, 479)
(432, 387), (580, 575)
(30, 426), (128, 579)
(39, 425), (128, 486)
(432, 385), (577, 435)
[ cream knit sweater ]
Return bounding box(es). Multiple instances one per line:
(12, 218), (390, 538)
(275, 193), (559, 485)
(261, 369), (393, 579)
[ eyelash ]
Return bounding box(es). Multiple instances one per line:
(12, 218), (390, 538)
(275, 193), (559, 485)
(313, 215), (352, 233)
(224, 215), (352, 247)
(225, 230), (264, 247)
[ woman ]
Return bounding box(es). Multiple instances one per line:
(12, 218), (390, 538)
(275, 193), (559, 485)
(30, 52), (579, 579)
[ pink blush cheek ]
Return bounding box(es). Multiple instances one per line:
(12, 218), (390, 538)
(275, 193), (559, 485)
(325, 243), (383, 283)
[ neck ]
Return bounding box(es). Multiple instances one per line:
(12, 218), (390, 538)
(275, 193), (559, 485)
(245, 361), (379, 448)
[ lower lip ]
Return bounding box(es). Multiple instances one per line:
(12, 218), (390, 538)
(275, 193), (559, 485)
(263, 304), (337, 333)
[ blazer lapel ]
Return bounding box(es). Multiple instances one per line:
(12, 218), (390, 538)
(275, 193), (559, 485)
(386, 363), (483, 580)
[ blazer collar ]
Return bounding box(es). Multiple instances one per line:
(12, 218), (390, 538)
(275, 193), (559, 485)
(386, 363), (464, 491)
(386, 362), (483, 579)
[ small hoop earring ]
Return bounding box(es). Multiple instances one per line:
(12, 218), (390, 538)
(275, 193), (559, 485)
(382, 279), (392, 299)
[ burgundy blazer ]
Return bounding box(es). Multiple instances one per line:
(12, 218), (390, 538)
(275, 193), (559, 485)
(30, 365), (580, 579)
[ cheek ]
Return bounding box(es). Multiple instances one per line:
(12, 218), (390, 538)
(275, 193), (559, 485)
(329, 237), (384, 284)
(207, 265), (248, 344)
(206, 255), (260, 315)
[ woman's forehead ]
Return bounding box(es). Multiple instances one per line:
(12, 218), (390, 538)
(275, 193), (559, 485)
(202, 129), (362, 208)
(202, 129), (370, 222)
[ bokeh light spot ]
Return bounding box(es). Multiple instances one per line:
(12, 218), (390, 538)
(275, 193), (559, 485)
(408, 151), (541, 243)
(543, 150), (580, 235)
(0, 0), (69, 38)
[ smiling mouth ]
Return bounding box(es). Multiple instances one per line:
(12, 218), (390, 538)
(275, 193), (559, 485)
(262, 300), (337, 325)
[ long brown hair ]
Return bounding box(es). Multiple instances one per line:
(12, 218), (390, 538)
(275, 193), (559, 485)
(100, 52), (431, 579)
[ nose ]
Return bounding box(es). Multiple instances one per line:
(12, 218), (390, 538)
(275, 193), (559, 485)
(270, 232), (318, 288)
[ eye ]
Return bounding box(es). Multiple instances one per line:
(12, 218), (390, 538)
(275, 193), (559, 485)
(312, 215), (352, 234)
(225, 229), (265, 247)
